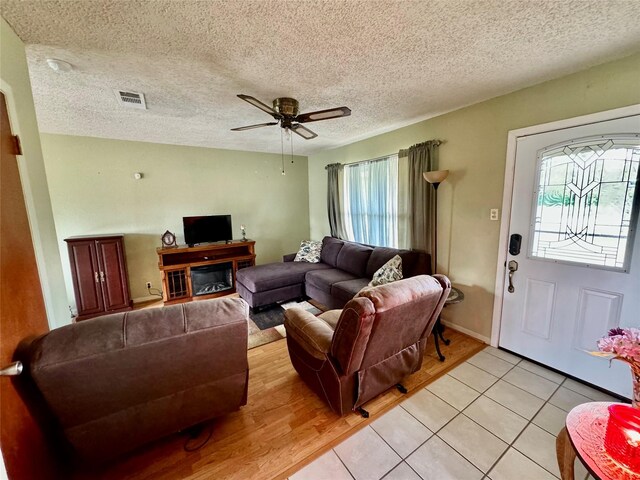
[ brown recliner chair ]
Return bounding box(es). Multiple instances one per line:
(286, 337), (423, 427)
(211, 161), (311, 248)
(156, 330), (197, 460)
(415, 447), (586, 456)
(284, 274), (451, 416)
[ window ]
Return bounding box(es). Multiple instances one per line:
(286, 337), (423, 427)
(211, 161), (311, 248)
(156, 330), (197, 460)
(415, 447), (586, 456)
(343, 154), (399, 247)
(530, 135), (640, 271)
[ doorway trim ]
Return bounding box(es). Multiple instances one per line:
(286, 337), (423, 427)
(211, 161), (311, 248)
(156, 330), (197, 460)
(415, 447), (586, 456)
(490, 104), (640, 347)
(0, 79), (57, 329)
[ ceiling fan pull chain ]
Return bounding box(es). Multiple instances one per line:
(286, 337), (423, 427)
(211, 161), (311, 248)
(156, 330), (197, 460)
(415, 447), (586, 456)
(290, 130), (294, 164)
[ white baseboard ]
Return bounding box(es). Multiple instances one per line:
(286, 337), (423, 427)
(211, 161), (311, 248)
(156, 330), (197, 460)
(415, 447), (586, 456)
(441, 319), (490, 345)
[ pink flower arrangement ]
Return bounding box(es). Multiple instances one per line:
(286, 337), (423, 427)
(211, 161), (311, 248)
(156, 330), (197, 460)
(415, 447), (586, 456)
(593, 327), (640, 408)
(597, 328), (640, 363)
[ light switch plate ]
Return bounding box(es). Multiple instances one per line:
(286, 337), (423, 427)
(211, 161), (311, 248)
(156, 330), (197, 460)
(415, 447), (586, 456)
(490, 208), (499, 221)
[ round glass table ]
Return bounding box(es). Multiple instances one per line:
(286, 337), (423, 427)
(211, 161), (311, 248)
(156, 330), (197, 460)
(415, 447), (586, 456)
(433, 286), (464, 362)
(557, 402), (640, 480)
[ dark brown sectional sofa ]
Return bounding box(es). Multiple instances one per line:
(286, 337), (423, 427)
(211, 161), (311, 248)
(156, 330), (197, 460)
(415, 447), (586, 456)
(236, 236), (430, 310)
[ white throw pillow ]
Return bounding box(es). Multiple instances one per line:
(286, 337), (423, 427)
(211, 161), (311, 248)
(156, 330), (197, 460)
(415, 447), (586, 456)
(369, 255), (403, 286)
(294, 240), (322, 263)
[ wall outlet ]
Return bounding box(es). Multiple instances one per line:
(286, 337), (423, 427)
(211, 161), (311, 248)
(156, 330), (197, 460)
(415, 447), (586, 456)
(490, 208), (499, 221)
(146, 282), (152, 289)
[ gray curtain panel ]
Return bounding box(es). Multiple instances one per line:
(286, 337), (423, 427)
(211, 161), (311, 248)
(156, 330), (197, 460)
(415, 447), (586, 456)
(404, 141), (439, 269)
(327, 163), (346, 238)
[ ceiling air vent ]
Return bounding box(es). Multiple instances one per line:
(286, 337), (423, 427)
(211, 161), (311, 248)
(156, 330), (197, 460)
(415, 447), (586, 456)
(114, 90), (147, 109)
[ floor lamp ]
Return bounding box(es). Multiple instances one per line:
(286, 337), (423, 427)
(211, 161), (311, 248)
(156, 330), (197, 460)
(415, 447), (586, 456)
(423, 169), (450, 361)
(423, 170), (449, 275)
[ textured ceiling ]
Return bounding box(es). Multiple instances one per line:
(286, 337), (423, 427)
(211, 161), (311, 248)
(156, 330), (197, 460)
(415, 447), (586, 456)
(2, 0), (640, 156)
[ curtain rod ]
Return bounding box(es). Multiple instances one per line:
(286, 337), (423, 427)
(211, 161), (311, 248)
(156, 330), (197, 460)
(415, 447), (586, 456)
(324, 139), (443, 170)
(324, 154), (394, 169)
(416, 139), (443, 147)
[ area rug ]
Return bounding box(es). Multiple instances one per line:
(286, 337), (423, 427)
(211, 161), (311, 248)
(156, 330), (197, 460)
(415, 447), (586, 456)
(248, 300), (323, 350)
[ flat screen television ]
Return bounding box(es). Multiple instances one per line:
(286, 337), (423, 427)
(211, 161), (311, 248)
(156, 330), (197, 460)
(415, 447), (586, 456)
(183, 215), (232, 246)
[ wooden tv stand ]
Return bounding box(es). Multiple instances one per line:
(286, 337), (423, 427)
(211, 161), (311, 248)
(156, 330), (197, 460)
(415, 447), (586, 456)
(157, 240), (255, 305)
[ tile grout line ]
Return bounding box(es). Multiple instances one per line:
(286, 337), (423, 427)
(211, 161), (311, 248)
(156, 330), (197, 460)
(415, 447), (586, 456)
(366, 424), (422, 480)
(486, 379), (566, 479)
(429, 350), (597, 479)
(361, 353), (509, 476)
(331, 447), (357, 480)
(484, 346), (621, 404)
(397, 403), (487, 476)
(406, 375), (515, 475)
(433, 403), (515, 476)
(394, 357), (521, 475)
(327, 349), (591, 480)
(389, 350), (568, 477)
(482, 347), (568, 385)
(426, 352), (566, 478)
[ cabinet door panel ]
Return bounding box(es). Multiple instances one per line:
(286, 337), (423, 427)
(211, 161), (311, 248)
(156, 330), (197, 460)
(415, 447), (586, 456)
(68, 240), (104, 316)
(96, 238), (131, 311)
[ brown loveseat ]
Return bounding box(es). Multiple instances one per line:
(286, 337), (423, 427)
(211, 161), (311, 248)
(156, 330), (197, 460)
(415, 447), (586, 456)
(20, 298), (249, 462)
(284, 274), (450, 416)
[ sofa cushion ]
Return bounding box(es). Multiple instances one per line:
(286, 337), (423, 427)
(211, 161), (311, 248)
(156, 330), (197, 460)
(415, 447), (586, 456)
(365, 247), (401, 276)
(320, 236), (345, 267)
(294, 240), (322, 263)
(399, 251), (424, 277)
(305, 268), (359, 294)
(366, 247), (425, 278)
(236, 262), (331, 292)
(369, 254), (403, 287)
(336, 242), (373, 277)
(331, 278), (370, 306)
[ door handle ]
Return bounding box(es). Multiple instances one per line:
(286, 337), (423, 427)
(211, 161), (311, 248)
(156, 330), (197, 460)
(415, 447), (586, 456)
(0, 361), (23, 376)
(507, 260), (518, 293)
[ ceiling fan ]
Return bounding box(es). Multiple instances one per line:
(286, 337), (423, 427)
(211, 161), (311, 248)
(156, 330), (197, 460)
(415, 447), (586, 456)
(231, 94), (351, 140)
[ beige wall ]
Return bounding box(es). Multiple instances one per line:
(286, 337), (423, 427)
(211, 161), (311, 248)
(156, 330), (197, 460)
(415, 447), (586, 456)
(1, 18), (69, 328)
(40, 134), (309, 314)
(308, 53), (640, 341)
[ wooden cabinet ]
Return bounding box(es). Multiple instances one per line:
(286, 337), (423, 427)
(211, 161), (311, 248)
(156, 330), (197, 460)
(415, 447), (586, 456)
(65, 235), (132, 321)
(157, 241), (255, 305)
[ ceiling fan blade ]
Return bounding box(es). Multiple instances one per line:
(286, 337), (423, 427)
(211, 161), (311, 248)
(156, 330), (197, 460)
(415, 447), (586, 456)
(295, 106), (351, 124)
(237, 94), (281, 118)
(290, 124), (318, 140)
(231, 122), (279, 131)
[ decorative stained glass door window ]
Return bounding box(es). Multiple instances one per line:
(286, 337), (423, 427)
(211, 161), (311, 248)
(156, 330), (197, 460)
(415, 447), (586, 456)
(530, 135), (640, 271)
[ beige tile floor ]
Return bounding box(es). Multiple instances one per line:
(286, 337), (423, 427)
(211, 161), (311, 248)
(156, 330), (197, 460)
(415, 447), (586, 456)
(289, 346), (623, 480)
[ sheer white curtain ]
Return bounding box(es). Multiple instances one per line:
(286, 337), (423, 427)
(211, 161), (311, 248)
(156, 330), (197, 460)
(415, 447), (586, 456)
(343, 155), (399, 247)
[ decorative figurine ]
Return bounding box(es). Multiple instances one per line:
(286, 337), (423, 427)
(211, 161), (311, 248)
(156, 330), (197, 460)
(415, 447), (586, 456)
(241, 225), (247, 241)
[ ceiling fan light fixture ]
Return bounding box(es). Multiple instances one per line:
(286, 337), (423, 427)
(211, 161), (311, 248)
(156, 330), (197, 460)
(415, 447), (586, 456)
(273, 98), (299, 117)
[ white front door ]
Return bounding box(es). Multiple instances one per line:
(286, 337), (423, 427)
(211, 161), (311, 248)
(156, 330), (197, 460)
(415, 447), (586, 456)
(499, 114), (640, 398)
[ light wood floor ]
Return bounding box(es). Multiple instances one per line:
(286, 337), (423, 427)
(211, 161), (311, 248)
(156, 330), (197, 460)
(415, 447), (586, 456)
(74, 330), (484, 480)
